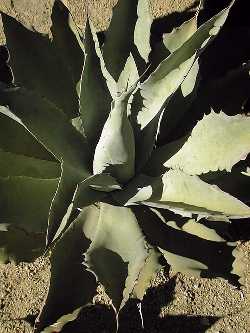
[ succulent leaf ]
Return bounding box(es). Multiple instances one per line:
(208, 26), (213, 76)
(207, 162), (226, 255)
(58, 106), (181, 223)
(0, 85), (91, 175)
(1, 1), (84, 118)
(46, 163), (83, 245)
(146, 170), (250, 219)
(0, 151), (59, 178)
(93, 92), (135, 183)
(102, 0), (138, 81)
(36, 206), (98, 332)
(160, 249), (208, 277)
(132, 247), (163, 300)
(114, 169), (250, 219)
(79, 20), (112, 151)
(163, 12), (198, 53)
(38, 307), (83, 333)
(134, 0), (153, 63)
(73, 174), (121, 210)
(0, 107), (54, 162)
(0, 175), (58, 263)
(117, 54), (139, 95)
(133, 207), (240, 279)
(133, 1), (234, 170)
(138, 1), (233, 129)
(0, 224), (45, 264)
(0, 0), (248, 329)
(88, 21), (117, 98)
(164, 111), (250, 175)
(85, 203), (149, 312)
(0, 176), (58, 233)
(158, 218), (236, 277)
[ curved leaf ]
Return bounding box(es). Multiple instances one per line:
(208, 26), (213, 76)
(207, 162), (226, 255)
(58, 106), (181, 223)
(138, 1), (234, 129)
(0, 176), (58, 232)
(88, 21), (117, 99)
(0, 85), (90, 175)
(133, 206), (239, 279)
(114, 170), (250, 219)
(0, 224), (45, 264)
(159, 218), (236, 277)
(146, 170), (250, 219)
(117, 54), (139, 96)
(50, 0), (84, 90)
(93, 92), (135, 183)
(46, 162), (86, 245)
(85, 203), (149, 312)
(0, 107), (54, 161)
(35, 206), (99, 332)
(0, 150), (59, 178)
(132, 1), (234, 170)
(132, 247), (162, 300)
(73, 174), (121, 210)
(163, 12), (198, 53)
(79, 20), (112, 151)
(102, 0), (138, 81)
(1, 1), (84, 118)
(134, 0), (153, 63)
(164, 111), (250, 175)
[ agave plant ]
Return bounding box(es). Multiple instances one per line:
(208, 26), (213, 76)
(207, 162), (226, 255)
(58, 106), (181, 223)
(0, 0), (250, 331)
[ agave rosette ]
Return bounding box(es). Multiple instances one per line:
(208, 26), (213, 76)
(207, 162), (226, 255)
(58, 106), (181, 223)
(0, 0), (250, 331)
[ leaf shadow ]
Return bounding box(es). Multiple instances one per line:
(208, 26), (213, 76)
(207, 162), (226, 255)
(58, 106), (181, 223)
(133, 206), (239, 284)
(118, 272), (219, 333)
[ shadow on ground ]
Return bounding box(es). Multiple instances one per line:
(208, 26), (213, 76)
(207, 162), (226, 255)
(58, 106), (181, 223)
(60, 276), (219, 333)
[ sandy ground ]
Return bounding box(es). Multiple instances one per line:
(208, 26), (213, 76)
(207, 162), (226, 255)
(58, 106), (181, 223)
(0, 0), (250, 332)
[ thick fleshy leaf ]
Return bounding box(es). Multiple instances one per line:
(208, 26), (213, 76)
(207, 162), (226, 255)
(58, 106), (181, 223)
(203, 169), (250, 205)
(147, 170), (250, 219)
(147, 170), (250, 218)
(132, 247), (163, 300)
(164, 111), (250, 175)
(134, 0), (153, 63)
(0, 107), (54, 161)
(166, 219), (225, 242)
(46, 162), (87, 245)
(0, 176), (58, 232)
(163, 13), (198, 53)
(137, 1), (234, 129)
(73, 174), (122, 210)
(1, 1), (84, 118)
(117, 54), (139, 96)
(93, 92), (135, 183)
(133, 206), (239, 279)
(50, 0), (84, 90)
(85, 203), (149, 312)
(156, 58), (199, 147)
(0, 85), (91, 174)
(38, 307), (83, 333)
(88, 21), (117, 99)
(159, 218), (235, 277)
(114, 170), (250, 219)
(102, 0), (138, 81)
(79, 20), (112, 151)
(132, 1), (234, 170)
(160, 249), (208, 276)
(160, 62), (250, 146)
(35, 206), (99, 332)
(0, 224), (45, 264)
(0, 150), (59, 178)
(143, 135), (188, 176)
